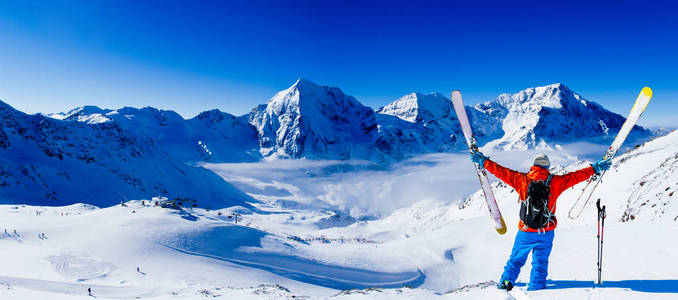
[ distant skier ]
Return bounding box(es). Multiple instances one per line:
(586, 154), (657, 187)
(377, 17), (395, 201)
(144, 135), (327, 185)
(470, 151), (611, 291)
(87, 287), (92, 296)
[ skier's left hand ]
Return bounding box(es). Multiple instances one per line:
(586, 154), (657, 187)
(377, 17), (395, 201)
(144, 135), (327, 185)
(470, 150), (488, 167)
(592, 159), (612, 174)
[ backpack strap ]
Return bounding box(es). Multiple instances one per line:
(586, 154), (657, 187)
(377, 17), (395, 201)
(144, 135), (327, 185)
(543, 174), (555, 227)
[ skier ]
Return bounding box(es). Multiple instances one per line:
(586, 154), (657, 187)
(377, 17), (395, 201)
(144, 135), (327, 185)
(470, 151), (611, 291)
(87, 287), (92, 296)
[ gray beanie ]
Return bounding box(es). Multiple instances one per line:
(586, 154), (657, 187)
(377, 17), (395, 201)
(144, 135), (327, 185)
(533, 154), (550, 168)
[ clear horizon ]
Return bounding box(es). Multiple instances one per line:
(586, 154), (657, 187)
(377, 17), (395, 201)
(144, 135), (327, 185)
(1, 1), (676, 127)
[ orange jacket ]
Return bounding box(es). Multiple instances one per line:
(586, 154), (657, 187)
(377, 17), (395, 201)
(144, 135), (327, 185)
(483, 159), (595, 232)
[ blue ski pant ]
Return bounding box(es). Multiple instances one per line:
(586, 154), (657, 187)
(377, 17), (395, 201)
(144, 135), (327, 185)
(500, 229), (554, 290)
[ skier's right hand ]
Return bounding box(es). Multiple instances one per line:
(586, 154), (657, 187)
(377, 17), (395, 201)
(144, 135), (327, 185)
(470, 150), (488, 167)
(592, 159), (612, 174)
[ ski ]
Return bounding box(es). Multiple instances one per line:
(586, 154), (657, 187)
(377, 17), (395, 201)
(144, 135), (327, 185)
(451, 90), (507, 234)
(568, 87), (653, 219)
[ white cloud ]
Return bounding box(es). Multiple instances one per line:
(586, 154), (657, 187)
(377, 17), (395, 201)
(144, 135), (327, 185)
(204, 142), (607, 219)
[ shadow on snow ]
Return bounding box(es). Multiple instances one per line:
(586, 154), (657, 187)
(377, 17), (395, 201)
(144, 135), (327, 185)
(537, 279), (678, 293)
(162, 225), (425, 290)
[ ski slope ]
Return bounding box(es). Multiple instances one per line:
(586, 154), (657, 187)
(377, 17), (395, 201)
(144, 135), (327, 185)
(0, 202), (422, 299)
(0, 132), (676, 299)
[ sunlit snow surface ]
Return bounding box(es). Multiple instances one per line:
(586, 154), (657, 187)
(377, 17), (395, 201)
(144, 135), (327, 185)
(1, 133), (678, 299)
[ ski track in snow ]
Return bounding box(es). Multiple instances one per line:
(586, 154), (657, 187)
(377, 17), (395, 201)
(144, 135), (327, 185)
(163, 244), (425, 290)
(46, 254), (116, 281)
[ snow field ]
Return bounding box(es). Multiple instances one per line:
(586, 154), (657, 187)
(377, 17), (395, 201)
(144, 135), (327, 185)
(0, 132), (676, 299)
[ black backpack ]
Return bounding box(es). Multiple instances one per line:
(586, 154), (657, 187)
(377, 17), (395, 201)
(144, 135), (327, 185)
(520, 174), (554, 230)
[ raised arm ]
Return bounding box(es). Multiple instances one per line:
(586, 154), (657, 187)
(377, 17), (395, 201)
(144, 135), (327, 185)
(551, 159), (610, 193)
(483, 159), (528, 193)
(552, 166), (595, 192)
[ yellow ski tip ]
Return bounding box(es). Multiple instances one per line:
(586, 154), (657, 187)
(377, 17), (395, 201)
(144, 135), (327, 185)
(495, 217), (507, 235)
(641, 87), (652, 98)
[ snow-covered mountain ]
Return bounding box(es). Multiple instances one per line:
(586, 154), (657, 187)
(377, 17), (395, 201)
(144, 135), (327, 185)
(51, 106), (261, 163)
(0, 100), (254, 208)
(477, 83), (651, 150)
(248, 79), (380, 160)
(375, 92), (503, 157)
(245, 81), (506, 160)
(0, 107), (674, 299)
(49, 105), (114, 124)
(46, 80), (653, 162)
(377, 83), (651, 154)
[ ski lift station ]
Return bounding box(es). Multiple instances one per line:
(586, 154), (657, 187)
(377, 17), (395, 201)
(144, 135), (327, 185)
(152, 196), (198, 209)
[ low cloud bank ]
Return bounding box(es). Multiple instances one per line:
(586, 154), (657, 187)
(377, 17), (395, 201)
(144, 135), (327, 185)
(204, 142), (607, 219)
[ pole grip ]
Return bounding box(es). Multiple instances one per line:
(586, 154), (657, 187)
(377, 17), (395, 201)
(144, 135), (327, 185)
(596, 198), (602, 213)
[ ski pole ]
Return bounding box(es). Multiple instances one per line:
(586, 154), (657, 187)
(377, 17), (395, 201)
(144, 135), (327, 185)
(600, 204), (606, 285)
(596, 199), (602, 285)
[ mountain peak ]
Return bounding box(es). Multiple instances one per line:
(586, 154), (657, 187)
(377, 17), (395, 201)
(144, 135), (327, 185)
(266, 79), (359, 114)
(543, 82), (567, 90)
(250, 79), (378, 159)
(377, 92), (451, 123)
(479, 83), (649, 150)
(290, 78), (334, 99)
(493, 83), (581, 110)
(49, 105), (113, 124)
(192, 109), (239, 123)
(194, 108), (225, 118)
(292, 78), (321, 88)
(70, 105), (110, 116)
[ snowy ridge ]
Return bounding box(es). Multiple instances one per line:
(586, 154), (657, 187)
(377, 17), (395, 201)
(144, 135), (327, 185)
(459, 131), (678, 226)
(612, 131), (678, 222)
(0, 101), (254, 208)
(51, 105), (261, 163)
(479, 83), (651, 150)
(378, 92), (453, 124)
(48, 105), (114, 124)
(374, 92), (501, 157)
(375, 92), (464, 157)
(46, 80), (652, 161)
(377, 92), (504, 144)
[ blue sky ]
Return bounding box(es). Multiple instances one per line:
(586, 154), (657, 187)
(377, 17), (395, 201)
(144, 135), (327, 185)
(0, 1), (676, 126)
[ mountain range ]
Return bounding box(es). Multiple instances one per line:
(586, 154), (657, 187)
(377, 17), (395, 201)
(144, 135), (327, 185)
(46, 79), (652, 160)
(0, 79), (653, 206)
(249, 79), (649, 159)
(0, 101), (255, 208)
